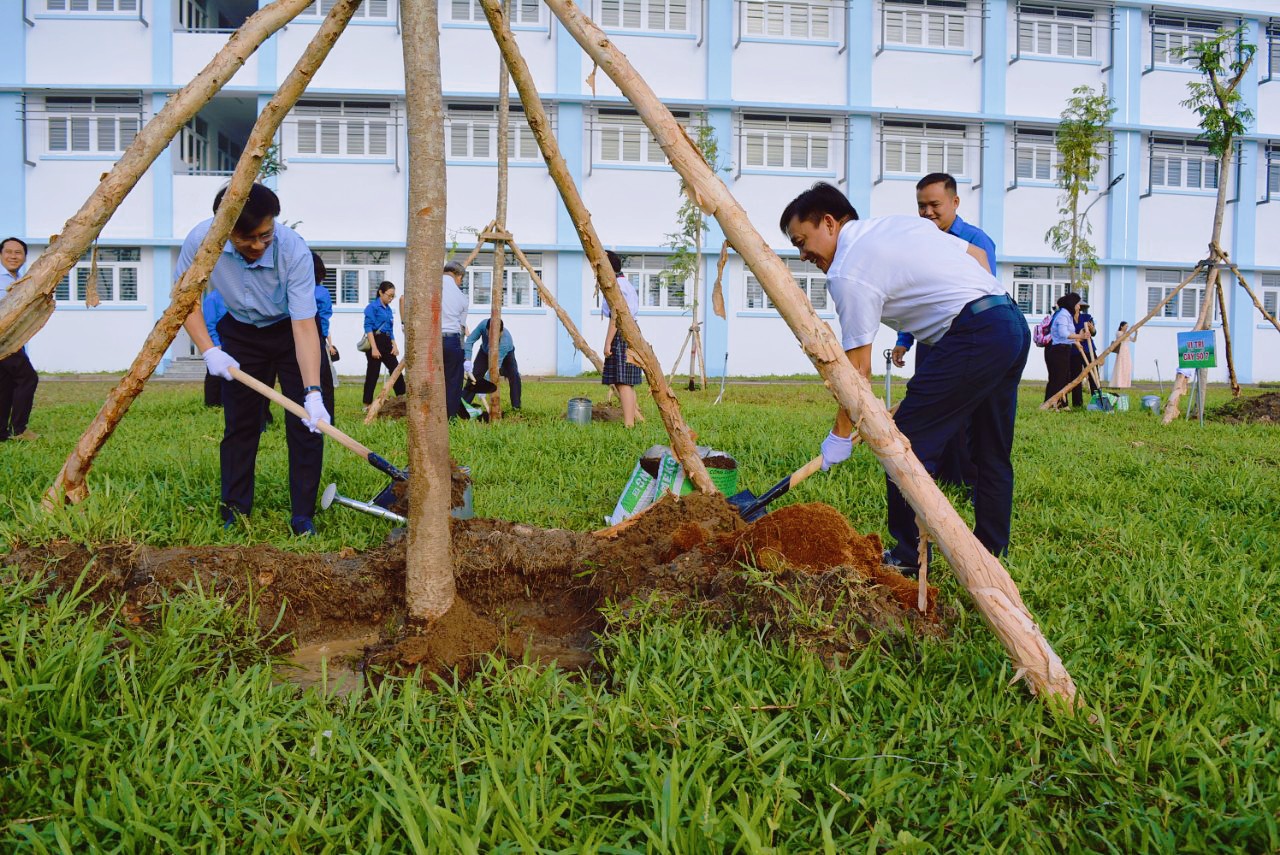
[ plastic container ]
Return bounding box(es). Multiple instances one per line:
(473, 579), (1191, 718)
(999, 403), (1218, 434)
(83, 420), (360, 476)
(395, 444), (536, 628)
(1114, 394), (1130, 412)
(450, 465), (474, 520)
(567, 397), (593, 425)
(1140, 394), (1161, 413)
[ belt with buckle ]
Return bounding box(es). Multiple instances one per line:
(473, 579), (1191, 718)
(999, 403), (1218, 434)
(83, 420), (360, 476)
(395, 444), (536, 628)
(963, 293), (1014, 317)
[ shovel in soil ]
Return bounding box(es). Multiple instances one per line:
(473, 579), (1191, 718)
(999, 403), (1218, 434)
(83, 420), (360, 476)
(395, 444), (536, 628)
(728, 455), (825, 522)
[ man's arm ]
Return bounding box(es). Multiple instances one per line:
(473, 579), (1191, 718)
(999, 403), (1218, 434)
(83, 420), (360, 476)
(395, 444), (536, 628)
(832, 344), (872, 438)
(965, 243), (991, 274)
(185, 304), (215, 355)
(463, 322), (483, 359)
(292, 317), (322, 388)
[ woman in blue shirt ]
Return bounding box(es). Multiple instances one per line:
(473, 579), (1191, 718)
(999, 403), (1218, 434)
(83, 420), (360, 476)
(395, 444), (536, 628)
(1044, 292), (1089, 409)
(363, 281), (406, 407)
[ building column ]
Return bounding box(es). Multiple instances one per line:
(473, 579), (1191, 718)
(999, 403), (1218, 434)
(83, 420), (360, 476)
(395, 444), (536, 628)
(1227, 20), (1261, 384)
(553, 19), (585, 376)
(978, 0), (1007, 256)
(699, 0), (733, 377)
(0, 8), (27, 240)
(1105, 6), (1143, 379)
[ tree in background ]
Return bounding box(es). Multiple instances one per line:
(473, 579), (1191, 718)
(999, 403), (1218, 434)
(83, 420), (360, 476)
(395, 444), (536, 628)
(1045, 86), (1115, 297)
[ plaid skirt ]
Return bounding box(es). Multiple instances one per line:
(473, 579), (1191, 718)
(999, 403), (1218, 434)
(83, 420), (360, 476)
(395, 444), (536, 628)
(602, 334), (644, 386)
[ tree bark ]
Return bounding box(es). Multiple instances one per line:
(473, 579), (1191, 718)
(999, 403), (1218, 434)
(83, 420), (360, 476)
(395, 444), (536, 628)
(1215, 278), (1239, 397)
(401, 0), (456, 621)
(487, 46), (511, 422)
(0, 0), (314, 360)
(46, 0), (360, 507)
(480, 0), (714, 494)
(508, 238), (603, 371)
(544, 0), (1076, 703)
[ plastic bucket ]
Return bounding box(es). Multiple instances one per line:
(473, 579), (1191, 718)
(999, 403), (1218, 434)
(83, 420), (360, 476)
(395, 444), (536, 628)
(1140, 395), (1161, 413)
(450, 465), (474, 520)
(567, 397), (592, 425)
(676, 453), (740, 496)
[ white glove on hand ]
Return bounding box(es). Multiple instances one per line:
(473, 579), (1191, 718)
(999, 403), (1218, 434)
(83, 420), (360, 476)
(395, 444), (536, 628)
(202, 346), (239, 381)
(463, 359), (474, 374)
(820, 430), (854, 472)
(302, 391), (331, 434)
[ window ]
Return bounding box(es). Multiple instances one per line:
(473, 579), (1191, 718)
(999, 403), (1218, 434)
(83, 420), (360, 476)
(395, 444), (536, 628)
(1014, 128), (1060, 182)
(882, 121), (967, 177)
(1151, 15), (1222, 67)
(293, 100), (393, 159)
(599, 0), (689, 32)
(596, 109), (686, 165)
(46, 96), (141, 155)
(1261, 274), (1279, 319)
(1269, 24), (1280, 81)
(301, 0), (392, 18)
(616, 255), (690, 309)
(1013, 265), (1077, 316)
(55, 248), (141, 304)
(46, 0), (138, 11)
(1150, 137), (1218, 192)
(883, 0), (966, 50)
(178, 0), (211, 30)
(1017, 4), (1094, 59)
(1145, 268), (1217, 321)
(178, 116), (242, 175)
(745, 259), (827, 311)
(446, 104), (541, 162)
(459, 251), (544, 309)
(1266, 144), (1280, 200)
(314, 250), (390, 306)
(743, 0), (833, 40)
(742, 114), (832, 172)
(449, 0), (541, 24)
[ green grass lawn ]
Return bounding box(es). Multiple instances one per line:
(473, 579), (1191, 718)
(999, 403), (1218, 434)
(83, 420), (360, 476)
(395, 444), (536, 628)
(2, 376), (1278, 851)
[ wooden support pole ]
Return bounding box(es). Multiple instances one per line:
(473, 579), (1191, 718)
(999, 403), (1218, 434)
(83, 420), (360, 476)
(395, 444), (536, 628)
(1164, 258), (1223, 422)
(0, 0), (315, 360)
(508, 238), (604, 372)
(544, 0), (1075, 702)
(401, 0), (456, 622)
(487, 43), (511, 422)
(364, 359), (407, 424)
(46, 1), (361, 507)
(1230, 264), (1280, 335)
(479, 0), (714, 493)
(1215, 277), (1239, 398)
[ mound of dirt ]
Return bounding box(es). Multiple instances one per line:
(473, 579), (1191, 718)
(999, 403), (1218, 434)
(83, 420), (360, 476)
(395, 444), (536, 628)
(725, 503), (876, 574)
(377, 396), (407, 420)
(1213, 391), (1280, 424)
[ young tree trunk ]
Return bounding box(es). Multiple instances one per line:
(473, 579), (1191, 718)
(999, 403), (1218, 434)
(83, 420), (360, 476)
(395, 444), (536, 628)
(487, 51), (511, 422)
(1215, 278), (1239, 397)
(508, 238), (604, 371)
(689, 223), (701, 390)
(46, 0), (360, 507)
(0, 0), (315, 360)
(401, 0), (456, 621)
(544, 0), (1076, 703)
(480, 0), (714, 493)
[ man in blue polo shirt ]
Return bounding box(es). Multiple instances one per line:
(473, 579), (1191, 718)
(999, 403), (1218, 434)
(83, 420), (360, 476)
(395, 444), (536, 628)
(180, 184), (330, 536)
(781, 182), (1028, 573)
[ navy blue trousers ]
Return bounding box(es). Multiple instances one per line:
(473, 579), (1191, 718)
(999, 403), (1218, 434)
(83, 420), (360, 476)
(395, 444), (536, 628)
(216, 315), (323, 525)
(443, 333), (465, 419)
(887, 300), (1030, 565)
(913, 341), (976, 491)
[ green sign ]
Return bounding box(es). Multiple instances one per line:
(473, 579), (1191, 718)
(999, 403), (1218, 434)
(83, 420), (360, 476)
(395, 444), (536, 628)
(1177, 331), (1217, 369)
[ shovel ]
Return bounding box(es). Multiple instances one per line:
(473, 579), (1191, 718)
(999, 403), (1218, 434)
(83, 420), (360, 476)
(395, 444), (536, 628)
(728, 455), (825, 522)
(229, 366), (408, 484)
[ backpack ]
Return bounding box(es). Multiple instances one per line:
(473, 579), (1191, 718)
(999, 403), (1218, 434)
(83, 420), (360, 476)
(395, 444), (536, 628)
(1033, 310), (1056, 348)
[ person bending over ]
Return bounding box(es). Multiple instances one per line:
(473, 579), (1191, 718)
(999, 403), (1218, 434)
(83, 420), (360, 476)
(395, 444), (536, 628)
(464, 318), (521, 411)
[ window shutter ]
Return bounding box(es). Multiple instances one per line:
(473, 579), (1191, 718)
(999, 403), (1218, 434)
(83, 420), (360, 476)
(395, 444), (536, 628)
(50, 119), (68, 152)
(766, 134), (783, 168)
(320, 120), (340, 155)
(745, 133), (763, 167)
(71, 117), (92, 152)
(885, 9), (904, 43)
(646, 130), (665, 163)
(369, 121), (388, 156)
(347, 120), (365, 156)
(623, 0), (641, 28)
(368, 0), (389, 16)
(810, 135), (828, 170)
(601, 128), (620, 161)
(745, 1), (763, 35)
(298, 120), (317, 154)
(622, 128), (641, 162)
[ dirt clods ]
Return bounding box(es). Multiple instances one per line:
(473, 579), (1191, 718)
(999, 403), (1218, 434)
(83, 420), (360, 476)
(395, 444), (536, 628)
(727, 503), (876, 575)
(1214, 391), (1280, 424)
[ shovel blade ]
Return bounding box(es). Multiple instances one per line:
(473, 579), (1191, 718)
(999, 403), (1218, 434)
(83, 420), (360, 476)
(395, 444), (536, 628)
(726, 489), (769, 523)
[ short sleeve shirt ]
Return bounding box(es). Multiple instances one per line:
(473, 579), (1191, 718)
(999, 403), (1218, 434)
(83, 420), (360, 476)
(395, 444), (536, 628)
(441, 275), (468, 335)
(602, 275), (640, 319)
(1050, 308), (1076, 345)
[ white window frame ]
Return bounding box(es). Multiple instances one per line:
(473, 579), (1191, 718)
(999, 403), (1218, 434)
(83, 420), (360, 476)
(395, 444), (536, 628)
(55, 248), (142, 305)
(745, 259), (828, 311)
(1265, 143), (1280, 200)
(741, 114), (833, 173)
(883, 0), (967, 50)
(1145, 268), (1218, 321)
(595, 109), (687, 166)
(45, 0), (138, 12)
(1260, 274), (1279, 320)
(46, 95), (142, 156)
(1150, 137), (1218, 193)
(446, 104), (542, 163)
(315, 250), (391, 306)
(742, 0), (834, 41)
(1016, 3), (1095, 60)
(598, 0), (690, 33)
(1013, 128), (1061, 183)
(301, 0), (393, 19)
(291, 100), (394, 160)
(448, 0), (542, 25)
(459, 251), (545, 309)
(882, 121), (968, 178)
(1151, 14), (1222, 68)
(1013, 265), (1078, 316)
(618, 255), (691, 310)
(1268, 24), (1280, 82)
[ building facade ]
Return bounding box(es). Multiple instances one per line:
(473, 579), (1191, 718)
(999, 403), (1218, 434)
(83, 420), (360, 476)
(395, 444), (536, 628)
(2, 0), (1278, 382)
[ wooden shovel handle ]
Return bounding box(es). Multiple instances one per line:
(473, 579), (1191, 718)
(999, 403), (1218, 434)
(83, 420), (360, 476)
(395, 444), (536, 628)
(790, 401), (895, 490)
(228, 366), (375, 460)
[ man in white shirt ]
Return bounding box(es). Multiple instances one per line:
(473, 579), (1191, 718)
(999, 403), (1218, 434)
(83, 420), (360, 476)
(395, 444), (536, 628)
(0, 237), (40, 441)
(442, 260), (470, 419)
(780, 182), (1029, 572)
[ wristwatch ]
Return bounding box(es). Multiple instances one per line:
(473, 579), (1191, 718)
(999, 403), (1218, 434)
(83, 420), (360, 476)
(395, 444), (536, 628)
(304, 385), (322, 395)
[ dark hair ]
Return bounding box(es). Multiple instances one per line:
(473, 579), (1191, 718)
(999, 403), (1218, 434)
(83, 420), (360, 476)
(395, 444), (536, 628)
(1057, 292), (1082, 312)
(605, 250), (623, 274)
(213, 183), (281, 235)
(916, 173), (958, 194)
(377, 280), (396, 295)
(1118, 320), (1129, 329)
(311, 251), (326, 287)
(779, 182), (858, 235)
(1, 237), (28, 254)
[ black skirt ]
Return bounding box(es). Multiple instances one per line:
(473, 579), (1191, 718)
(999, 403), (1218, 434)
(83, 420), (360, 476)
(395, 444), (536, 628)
(602, 334), (644, 386)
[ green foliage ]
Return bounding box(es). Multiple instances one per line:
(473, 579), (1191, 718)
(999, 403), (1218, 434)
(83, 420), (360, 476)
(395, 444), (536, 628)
(257, 141), (286, 180)
(2, 380), (1280, 849)
(1045, 86), (1115, 291)
(1178, 29), (1257, 158)
(665, 116), (723, 310)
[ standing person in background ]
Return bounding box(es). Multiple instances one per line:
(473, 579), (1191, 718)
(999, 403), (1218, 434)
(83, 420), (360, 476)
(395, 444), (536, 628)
(0, 238), (39, 441)
(463, 318), (521, 411)
(1112, 321), (1133, 388)
(441, 260), (469, 420)
(1044, 292), (1089, 409)
(1073, 301), (1099, 396)
(202, 288), (228, 408)
(362, 281), (406, 409)
(601, 250), (643, 428)
(310, 252), (336, 425)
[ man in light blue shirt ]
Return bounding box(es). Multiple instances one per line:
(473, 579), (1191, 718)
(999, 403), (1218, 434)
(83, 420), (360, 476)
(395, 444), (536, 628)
(0, 237), (40, 441)
(463, 318), (521, 410)
(180, 184), (329, 536)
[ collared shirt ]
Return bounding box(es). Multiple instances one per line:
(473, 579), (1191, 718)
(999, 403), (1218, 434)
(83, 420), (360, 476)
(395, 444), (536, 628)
(0, 267), (20, 297)
(827, 215), (1005, 349)
(203, 290), (228, 347)
(464, 319), (515, 364)
(896, 214), (998, 351)
(602, 274), (640, 319)
(175, 218), (316, 327)
(314, 285), (333, 338)
(442, 275), (468, 335)
(364, 298), (396, 340)
(1050, 308), (1076, 345)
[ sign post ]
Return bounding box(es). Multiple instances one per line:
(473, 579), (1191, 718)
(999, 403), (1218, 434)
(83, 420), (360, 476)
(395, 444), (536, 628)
(1177, 331), (1216, 425)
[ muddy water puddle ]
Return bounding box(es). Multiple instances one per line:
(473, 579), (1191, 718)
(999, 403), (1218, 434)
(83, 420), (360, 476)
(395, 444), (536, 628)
(278, 632), (380, 695)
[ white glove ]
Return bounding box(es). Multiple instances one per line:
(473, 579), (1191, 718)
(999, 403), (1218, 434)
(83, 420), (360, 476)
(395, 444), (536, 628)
(463, 359), (473, 374)
(820, 430), (853, 471)
(302, 391), (331, 434)
(202, 346), (239, 381)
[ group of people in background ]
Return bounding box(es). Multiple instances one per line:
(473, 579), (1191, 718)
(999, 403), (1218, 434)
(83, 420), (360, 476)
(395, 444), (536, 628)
(1041, 293), (1133, 408)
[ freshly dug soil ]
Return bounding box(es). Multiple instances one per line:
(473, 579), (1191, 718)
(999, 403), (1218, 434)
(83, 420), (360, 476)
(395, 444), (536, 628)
(388, 463), (471, 513)
(703, 454), (737, 470)
(377, 396), (407, 420)
(589, 404), (625, 422)
(1213, 391), (1280, 424)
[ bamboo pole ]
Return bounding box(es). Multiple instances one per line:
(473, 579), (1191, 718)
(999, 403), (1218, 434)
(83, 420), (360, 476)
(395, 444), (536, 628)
(508, 238), (604, 371)
(1041, 263), (1205, 411)
(1215, 277), (1239, 397)
(401, 0), (456, 622)
(364, 360), (407, 424)
(543, 0), (1075, 702)
(479, 0), (713, 494)
(0, 0), (315, 360)
(1073, 342), (1102, 394)
(46, 1), (361, 507)
(1230, 264), (1280, 335)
